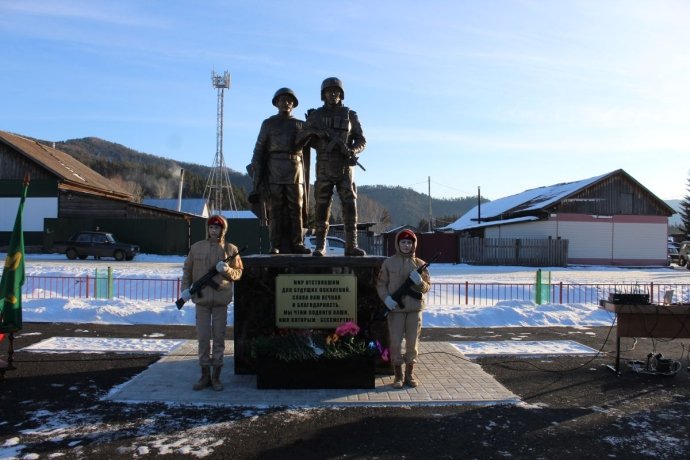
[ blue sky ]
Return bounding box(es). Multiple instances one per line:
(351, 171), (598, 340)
(1, 0), (689, 201)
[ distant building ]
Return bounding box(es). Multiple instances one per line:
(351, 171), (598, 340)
(219, 210), (258, 220)
(439, 169), (675, 266)
(142, 198), (210, 217)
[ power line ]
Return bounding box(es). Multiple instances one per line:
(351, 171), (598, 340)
(429, 179), (478, 197)
(406, 179), (479, 198)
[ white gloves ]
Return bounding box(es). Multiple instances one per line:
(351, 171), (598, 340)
(384, 295), (398, 311)
(409, 270), (423, 285)
(181, 288), (192, 301)
(216, 261), (229, 273)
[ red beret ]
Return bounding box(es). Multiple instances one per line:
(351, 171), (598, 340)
(397, 229), (416, 242)
(207, 215), (225, 228)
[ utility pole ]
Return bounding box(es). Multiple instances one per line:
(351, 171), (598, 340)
(176, 168), (184, 212)
(203, 70), (237, 214)
(477, 186), (481, 223)
(428, 176), (432, 232)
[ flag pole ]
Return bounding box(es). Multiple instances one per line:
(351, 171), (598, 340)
(0, 174), (30, 379)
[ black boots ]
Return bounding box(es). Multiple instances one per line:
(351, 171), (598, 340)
(393, 365), (404, 389)
(193, 365), (223, 391)
(392, 364), (419, 389)
(211, 366), (223, 391)
(404, 364), (418, 388)
(193, 366), (211, 391)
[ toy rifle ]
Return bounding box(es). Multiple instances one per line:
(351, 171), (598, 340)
(325, 135), (366, 171)
(390, 251), (441, 308)
(175, 245), (247, 310)
(302, 110), (365, 171)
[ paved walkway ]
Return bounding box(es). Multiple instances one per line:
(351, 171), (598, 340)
(106, 341), (520, 407)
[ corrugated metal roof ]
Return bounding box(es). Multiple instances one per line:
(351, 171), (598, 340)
(0, 130), (133, 200)
(219, 210), (257, 220)
(142, 198), (209, 216)
(444, 216), (540, 231)
(440, 169), (674, 232)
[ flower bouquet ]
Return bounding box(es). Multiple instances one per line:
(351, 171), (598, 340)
(253, 321), (387, 389)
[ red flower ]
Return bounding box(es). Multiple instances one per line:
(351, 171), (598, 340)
(335, 321), (360, 337)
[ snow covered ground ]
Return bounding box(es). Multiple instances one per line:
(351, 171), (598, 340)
(3, 253), (690, 460)
(8, 252), (690, 328)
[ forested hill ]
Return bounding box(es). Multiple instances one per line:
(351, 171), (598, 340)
(53, 137), (251, 204)
(41, 136), (482, 229)
(358, 185), (482, 228)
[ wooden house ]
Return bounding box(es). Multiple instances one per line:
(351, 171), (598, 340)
(439, 169), (675, 266)
(0, 130), (268, 254)
(0, 130), (196, 250)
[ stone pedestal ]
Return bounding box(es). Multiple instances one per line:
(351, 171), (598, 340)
(234, 255), (391, 375)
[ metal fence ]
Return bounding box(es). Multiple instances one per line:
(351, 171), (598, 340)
(428, 282), (690, 306)
(458, 237), (569, 267)
(23, 275), (182, 302)
(21, 275), (690, 307)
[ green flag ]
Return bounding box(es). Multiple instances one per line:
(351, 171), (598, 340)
(0, 178), (29, 333)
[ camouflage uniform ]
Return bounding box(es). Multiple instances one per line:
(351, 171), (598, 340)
(302, 77), (366, 256)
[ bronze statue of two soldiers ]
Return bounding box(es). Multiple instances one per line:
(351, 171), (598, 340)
(249, 77), (366, 257)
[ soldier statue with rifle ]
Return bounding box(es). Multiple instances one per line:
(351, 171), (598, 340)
(297, 77), (367, 257)
(249, 87), (311, 255)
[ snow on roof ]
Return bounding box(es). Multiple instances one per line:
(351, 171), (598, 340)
(440, 171), (610, 231)
(447, 215), (540, 231)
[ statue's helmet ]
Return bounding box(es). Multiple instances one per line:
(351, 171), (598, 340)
(320, 77), (344, 101)
(272, 87), (298, 108)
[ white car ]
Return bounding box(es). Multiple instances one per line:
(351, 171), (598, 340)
(304, 236), (346, 255)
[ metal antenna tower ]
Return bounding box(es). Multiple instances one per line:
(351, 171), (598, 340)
(203, 70), (237, 214)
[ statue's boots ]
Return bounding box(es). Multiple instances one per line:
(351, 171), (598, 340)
(312, 234), (326, 257)
(269, 238), (280, 254)
(292, 244), (311, 254)
(344, 229), (365, 256)
(345, 246), (366, 257)
(290, 220), (311, 254)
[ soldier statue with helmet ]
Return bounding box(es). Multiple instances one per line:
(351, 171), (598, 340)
(248, 87), (311, 254)
(298, 77), (367, 257)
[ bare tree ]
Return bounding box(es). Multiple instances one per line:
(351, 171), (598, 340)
(110, 175), (143, 201)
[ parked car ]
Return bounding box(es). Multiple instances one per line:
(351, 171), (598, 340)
(667, 244), (681, 265)
(678, 241), (690, 268)
(55, 231), (140, 261)
(303, 236), (346, 256)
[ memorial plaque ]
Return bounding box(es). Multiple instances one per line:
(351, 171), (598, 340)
(275, 274), (357, 328)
